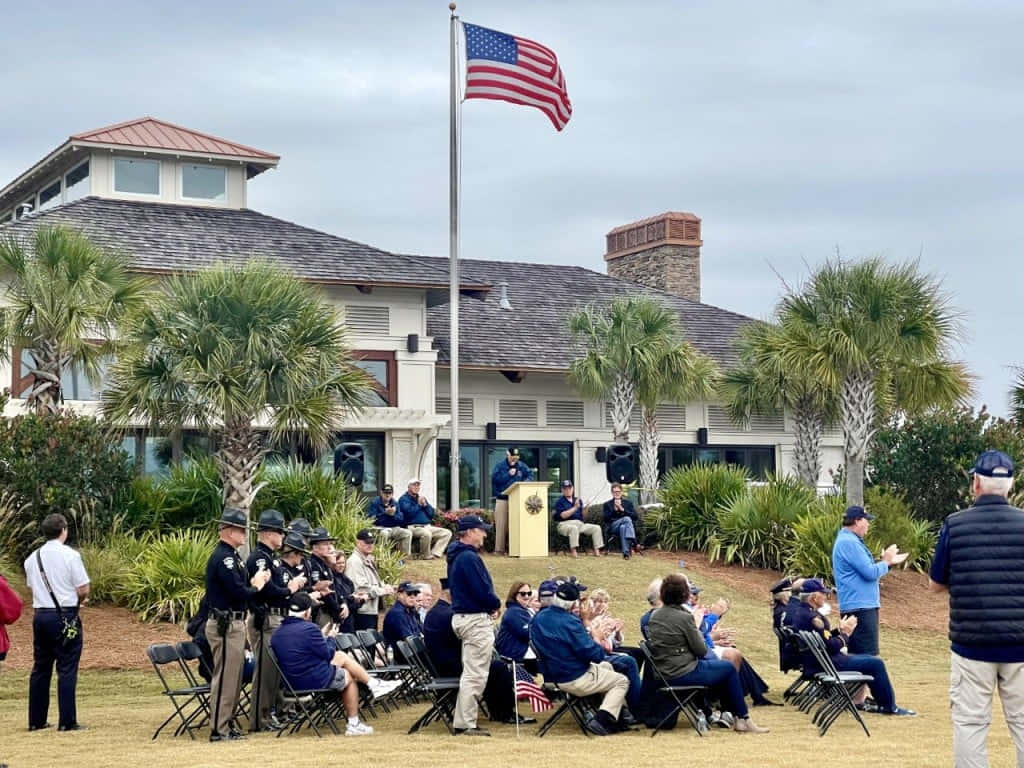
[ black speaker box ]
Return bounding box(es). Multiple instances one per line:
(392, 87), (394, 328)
(334, 442), (365, 486)
(697, 427), (708, 445)
(605, 443), (636, 484)
(485, 422), (497, 441)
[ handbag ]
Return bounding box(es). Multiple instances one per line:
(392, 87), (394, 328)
(35, 551), (80, 644)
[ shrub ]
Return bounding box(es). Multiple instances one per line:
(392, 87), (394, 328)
(788, 495), (845, 579)
(253, 460), (367, 525)
(123, 457), (222, 533)
(434, 508), (495, 553)
(863, 486), (936, 572)
(649, 463), (749, 550)
(0, 409), (134, 558)
(708, 475), (817, 570)
(80, 534), (147, 604)
(122, 529), (215, 623)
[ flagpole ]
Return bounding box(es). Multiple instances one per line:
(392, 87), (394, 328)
(448, 3), (461, 513)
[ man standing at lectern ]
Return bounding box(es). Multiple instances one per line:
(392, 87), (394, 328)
(491, 447), (533, 555)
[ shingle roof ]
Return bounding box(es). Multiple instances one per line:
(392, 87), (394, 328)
(71, 117), (279, 161)
(0, 197), (489, 292)
(421, 255), (755, 370)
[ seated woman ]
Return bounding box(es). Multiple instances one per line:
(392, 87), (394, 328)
(495, 580), (539, 674)
(646, 574), (768, 733)
(700, 597), (776, 706)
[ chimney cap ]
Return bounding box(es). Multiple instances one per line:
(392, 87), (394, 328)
(605, 211), (702, 261)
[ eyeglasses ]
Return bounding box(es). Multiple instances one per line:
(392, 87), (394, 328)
(518, 590), (533, 597)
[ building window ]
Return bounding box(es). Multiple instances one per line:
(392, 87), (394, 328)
(15, 199), (33, 218)
(353, 351), (397, 407)
(13, 346), (108, 401)
(64, 160), (90, 202)
(437, 440), (573, 511)
(181, 164), (226, 201)
(656, 443), (775, 480)
(263, 431), (385, 496)
(38, 179), (62, 211)
(114, 157), (160, 195)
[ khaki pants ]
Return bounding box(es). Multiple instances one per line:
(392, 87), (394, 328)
(560, 661), (629, 719)
(206, 616), (247, 736)
(409, 524), (452, 558)
(556, 519), (605, 551)
(451, 612), (494, 730)
(494, 499), (509, 554)
(246, 612), (282, 730)
(951, 652), (1024, 768)
(374, 526), (413, 556)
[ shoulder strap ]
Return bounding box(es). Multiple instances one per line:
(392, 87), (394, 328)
(35, 550), (67, 615)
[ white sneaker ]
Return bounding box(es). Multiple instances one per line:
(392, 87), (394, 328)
(346, 720), (374, 736)
(368, 677), (403, 698)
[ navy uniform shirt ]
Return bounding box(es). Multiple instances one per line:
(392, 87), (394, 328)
(423, 598), (461, 677)
(246, 541), (293, 610)
(309, 554), (341, 623)
(332, 569), (357, 634)
(783, 600), (847, 672)
(205, 540), (256, 612)
(553, 495), (585, 522)
(492, 458), (533, 500)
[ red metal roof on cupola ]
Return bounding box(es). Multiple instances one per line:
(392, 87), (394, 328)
(70, 117), (279, 161)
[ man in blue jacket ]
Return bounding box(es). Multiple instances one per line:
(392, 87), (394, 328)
(367, 484), (413, 556)
(832, 506), (907, 655)
(552, 480), (604, 557)
(399, 479), (452, 559)
(446, 515), (501, 736)
(381, 581), (423, 661)
(491, 447), (533, 555)
(530, 580), (630, 736)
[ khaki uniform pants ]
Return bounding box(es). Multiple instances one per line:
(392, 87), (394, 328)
(951, 652), (1024, 768)
(494, 499), (509, 554)
(374, 526), (413, 556)
(207, 616), (247, 736)
(409, 524), (452, 558)
(246, 612), (282, 730)
(556, 520), (605, 551)
(561, 661), (629, 719)
(451, 613), (494, 729)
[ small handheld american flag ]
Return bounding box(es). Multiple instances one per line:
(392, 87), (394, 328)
(463, 22), (572, 131)
(513, 662), (554, 712)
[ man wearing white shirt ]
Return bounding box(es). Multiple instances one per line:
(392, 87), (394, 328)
(23, 513), (90, 732)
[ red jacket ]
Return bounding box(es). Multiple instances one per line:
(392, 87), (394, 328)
(0, 574), (24, 657)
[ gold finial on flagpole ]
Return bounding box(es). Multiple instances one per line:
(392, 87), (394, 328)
(449, 3), (456, 11)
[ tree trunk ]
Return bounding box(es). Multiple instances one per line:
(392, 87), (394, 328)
(791, 394), (824, 488)
(25, 343), (70, 416)
(610, 372), (636, 442)
(638, 405), (660, 505)
(840, 370), (876, 507)
(215, 420), (267, 530)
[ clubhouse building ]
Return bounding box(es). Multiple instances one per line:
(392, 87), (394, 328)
(0, 118), (843, 509)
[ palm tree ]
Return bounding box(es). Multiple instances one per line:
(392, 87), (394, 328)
(101, 261), (373, 525)
(775, 258), (971, 506)
(720, 321), (837, 487)
(0, 225), (150, 415)
(1009, 370), (1024, 424)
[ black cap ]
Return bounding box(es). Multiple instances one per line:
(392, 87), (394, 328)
(257, 508), (286, 533)
(769, 578), (792, 595)
(382, 484), (394, 493)
(843, 505), (875, 522)
(289, 518), (313, 537)
(281, 531), (310, 555)
(971, 450), (1015, 478)
(397, 581), (420, 594)
(309, 526), (336, 544)
(457, 515), (493, 532)
(555, 581), (582, 601)
(508, 446), (520, 457)
(356, 528), (376, 543)
(216, 507), (250, 529)
(561, 480), (573, 488)
(287, 591), (314, 613)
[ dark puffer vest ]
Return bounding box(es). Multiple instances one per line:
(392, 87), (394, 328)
(946, 496), (1024, 648)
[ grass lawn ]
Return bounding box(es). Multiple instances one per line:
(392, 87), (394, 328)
(0, 552), (1015, 768)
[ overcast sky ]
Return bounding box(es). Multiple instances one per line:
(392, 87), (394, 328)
(3, 1), (1021, 415)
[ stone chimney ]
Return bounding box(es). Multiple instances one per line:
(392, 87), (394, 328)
(604, 211), (703, 302)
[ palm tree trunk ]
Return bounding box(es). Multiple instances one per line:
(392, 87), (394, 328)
(840, 370), (876, 506)
(215, 420), (266, 530)
(611, 372), (636, 442)
(25, 344), (70, 416)
(638, 405), (660, 505)
(791, 394), (824, 488)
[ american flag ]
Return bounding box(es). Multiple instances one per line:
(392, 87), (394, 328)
(513, 662), (554, 712)
(463, 22), (572, 131)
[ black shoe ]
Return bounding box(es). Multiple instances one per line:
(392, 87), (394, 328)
(209, 732), (226, 742)
(499, 714), (537, 725)
(58, 724), (86, 732)
(620, 710), (638, 727)
(623, 552), (631, 559)
(28, 723), (51, 732)
(585, 716), (611, 736)
(455, 727), (491, 736)
(855, 701), (881, 713)
(228, 728), (247, 740)
(752, 698), (782, 707)
(883, 706), (917, 717)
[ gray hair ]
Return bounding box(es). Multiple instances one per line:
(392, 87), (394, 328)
(976, 474), (1013, 497)
(551, 595), (576, 611)
(646, 578), (663, 606)
(415, 583), (432, 592)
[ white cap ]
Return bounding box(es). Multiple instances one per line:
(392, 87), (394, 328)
(408, 478), (422, 485)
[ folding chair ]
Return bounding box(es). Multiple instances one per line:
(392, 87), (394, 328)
(266, 645), (340, 737)
(774, 627), (819, 704)
(399, 638), (461, 734)
(530, 642), (596, 738)
(356, 629), (418, 704)
(334, 634), (387, 718)
(638, 640), (709, 737)
(798, 630), (872, 738)
(147, 643), (210, 740)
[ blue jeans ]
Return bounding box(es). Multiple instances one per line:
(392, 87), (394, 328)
(669, 658), (748, 719)
(608, 517), (636, 555)
(607, 653), (642, 711)
(833, 653), (895, 711)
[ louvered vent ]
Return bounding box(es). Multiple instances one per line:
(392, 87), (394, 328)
(706, 405), (741, 430)
(499, 399), (538, 427)
(435, 397), (474, 425)
(750, 410), (785, 432)
(604, 402), (641, 433)
(546, 400), (585, 428)
(656, 404), (687, 430)
(344, 305), (390, 335)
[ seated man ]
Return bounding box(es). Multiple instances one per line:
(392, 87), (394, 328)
(398, 479), (452, 560)
(783, 579), (915, 717)
(270, 592), (400, 735)
(367, 484), (413, 556)
(700, 596), (775, 706)
(552, 480), (604, 557)
(382, 581), (424, 661)
(640, 578), (663, 640)
(602, 483), (640, 559)
(530, 580), (630, 736)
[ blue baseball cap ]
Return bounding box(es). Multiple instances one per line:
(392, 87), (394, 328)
(971, 450), (1015, 478)
(843, 505), (875, 522)
(800, 578), (833, 595)
(538, 580), (559, 598)
(457, 514), (493, 532)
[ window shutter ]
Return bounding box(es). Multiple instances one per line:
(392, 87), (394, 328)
(435, 396), (474, 425)
(546, 400), (585, 428)
(344, 305), (390, 335)
(498, 399), (538, 427)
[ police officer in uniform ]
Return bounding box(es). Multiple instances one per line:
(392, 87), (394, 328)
(308, 527), (341, 628)
(491, 447), (533, 555)
(246, 509), (305, 732)
(204, 507), (271, 742)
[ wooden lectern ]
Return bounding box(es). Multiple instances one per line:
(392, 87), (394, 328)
(505, 481), (551, 558)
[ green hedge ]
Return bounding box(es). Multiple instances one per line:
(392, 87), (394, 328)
(647, 463), (749, 550)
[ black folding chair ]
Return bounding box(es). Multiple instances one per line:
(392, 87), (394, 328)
(267, 645), (340, 737)
(775, 626), (820, 705)
(399, 638), (461, 734)
(357, 629), (418, 699)
(638, 640), (709, 737)
(530, 641), (595, 738)
(147, 643), (210, 740)
(798, 630), (872, 738)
